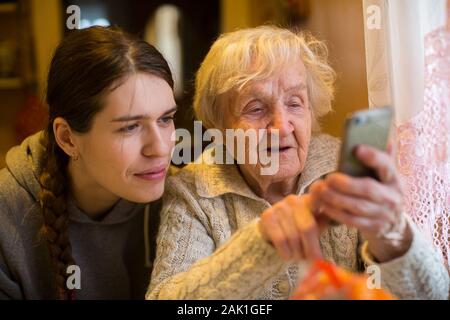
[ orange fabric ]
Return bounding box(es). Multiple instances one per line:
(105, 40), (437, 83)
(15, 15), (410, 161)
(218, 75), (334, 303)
(291, 260), (395, 300)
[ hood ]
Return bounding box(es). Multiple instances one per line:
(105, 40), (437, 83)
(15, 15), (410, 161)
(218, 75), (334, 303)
(5, 131), (46, 202)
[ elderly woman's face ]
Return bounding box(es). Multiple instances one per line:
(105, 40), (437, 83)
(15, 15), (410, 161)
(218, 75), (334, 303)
(223, 60), (312, 186)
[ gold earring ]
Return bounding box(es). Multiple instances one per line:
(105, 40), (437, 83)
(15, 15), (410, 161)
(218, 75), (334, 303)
(72, 153), (79, 161)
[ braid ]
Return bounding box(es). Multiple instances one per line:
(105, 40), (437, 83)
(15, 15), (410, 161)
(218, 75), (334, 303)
(38, 133), (76, 300)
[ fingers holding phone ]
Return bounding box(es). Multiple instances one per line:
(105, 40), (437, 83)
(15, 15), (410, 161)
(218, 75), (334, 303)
(309, 107), (412, 262)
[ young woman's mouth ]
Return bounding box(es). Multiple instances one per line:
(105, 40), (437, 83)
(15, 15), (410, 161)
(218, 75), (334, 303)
(134, 166), (167, 181)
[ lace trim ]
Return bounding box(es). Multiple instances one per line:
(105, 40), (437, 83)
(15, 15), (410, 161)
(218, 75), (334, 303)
(395, 25), (450, 270)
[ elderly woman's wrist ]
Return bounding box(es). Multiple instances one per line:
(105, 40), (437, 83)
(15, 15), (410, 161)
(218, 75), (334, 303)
(366, 220), (413, 263)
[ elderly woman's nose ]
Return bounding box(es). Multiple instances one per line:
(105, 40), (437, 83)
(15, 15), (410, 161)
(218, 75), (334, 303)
(267, 108), (292, 136)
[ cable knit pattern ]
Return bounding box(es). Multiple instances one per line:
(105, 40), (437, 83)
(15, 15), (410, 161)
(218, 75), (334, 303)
(147, 134), (449, 300)
(361, 217), (450, 300)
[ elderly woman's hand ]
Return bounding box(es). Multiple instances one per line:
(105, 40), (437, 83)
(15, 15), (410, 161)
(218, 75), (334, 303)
(309, 144), (412, 262)
(258, 194), (323, 262)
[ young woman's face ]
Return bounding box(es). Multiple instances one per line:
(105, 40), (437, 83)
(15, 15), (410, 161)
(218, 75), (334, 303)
(72, 72), (176, 203)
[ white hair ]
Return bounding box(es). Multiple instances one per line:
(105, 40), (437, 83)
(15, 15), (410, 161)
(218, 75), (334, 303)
(193, 25), (336, 132)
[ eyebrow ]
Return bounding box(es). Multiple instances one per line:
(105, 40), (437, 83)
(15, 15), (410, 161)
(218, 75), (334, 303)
(110, 106), (178, 122)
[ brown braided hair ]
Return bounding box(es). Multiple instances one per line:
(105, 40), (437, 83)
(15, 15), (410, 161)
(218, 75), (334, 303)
(38, 26), (173, 300)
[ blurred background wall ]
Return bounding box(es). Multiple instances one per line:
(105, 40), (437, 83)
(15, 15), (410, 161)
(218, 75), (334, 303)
(0, 0), (368, 168)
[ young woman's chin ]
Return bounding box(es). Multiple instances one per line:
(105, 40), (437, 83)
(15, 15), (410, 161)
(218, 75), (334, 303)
(124, 182), (166, 203)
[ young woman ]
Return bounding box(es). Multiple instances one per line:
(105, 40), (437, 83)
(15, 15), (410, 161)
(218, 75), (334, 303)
(0, 26), (177, 299)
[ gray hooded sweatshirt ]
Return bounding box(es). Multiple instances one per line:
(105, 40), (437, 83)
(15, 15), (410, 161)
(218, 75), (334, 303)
(0, 132), (159, 299)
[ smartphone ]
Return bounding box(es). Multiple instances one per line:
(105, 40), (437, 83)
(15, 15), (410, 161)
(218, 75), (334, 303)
(338, 107), (393, 180)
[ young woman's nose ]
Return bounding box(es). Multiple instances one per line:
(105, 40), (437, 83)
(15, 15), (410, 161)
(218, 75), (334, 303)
(141, 125), (172, 158)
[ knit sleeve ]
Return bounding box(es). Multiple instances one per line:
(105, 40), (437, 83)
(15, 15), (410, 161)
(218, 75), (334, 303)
(360, 218), (449, 300)
(146, 194), (286, 300)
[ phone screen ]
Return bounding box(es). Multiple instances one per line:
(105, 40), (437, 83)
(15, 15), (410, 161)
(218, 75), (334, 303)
(338, 107), (392, 179)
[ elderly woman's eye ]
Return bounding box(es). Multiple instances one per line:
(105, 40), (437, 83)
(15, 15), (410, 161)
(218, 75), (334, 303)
(245, 104), (265, 115)
(287, 99), (304, 110)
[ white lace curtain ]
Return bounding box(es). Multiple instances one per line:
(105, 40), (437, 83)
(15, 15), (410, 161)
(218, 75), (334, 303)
(362, 0), (450, 270)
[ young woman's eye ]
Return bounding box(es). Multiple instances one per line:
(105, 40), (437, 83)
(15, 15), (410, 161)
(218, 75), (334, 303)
(159, 115), (175, 125)
(119, 123), (140, 133)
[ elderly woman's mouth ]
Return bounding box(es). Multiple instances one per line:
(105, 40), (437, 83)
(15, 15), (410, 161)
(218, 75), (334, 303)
(265, 146), (293, 153)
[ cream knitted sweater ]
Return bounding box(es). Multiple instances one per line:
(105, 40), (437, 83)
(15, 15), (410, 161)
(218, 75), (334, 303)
(147, 134), (449, 300)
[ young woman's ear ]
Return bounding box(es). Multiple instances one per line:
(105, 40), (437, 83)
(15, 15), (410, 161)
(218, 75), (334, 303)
(53, 117), (79, 159)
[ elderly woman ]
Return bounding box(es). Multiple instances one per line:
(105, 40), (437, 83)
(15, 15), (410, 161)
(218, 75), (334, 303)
(147, 26), (449, 299)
